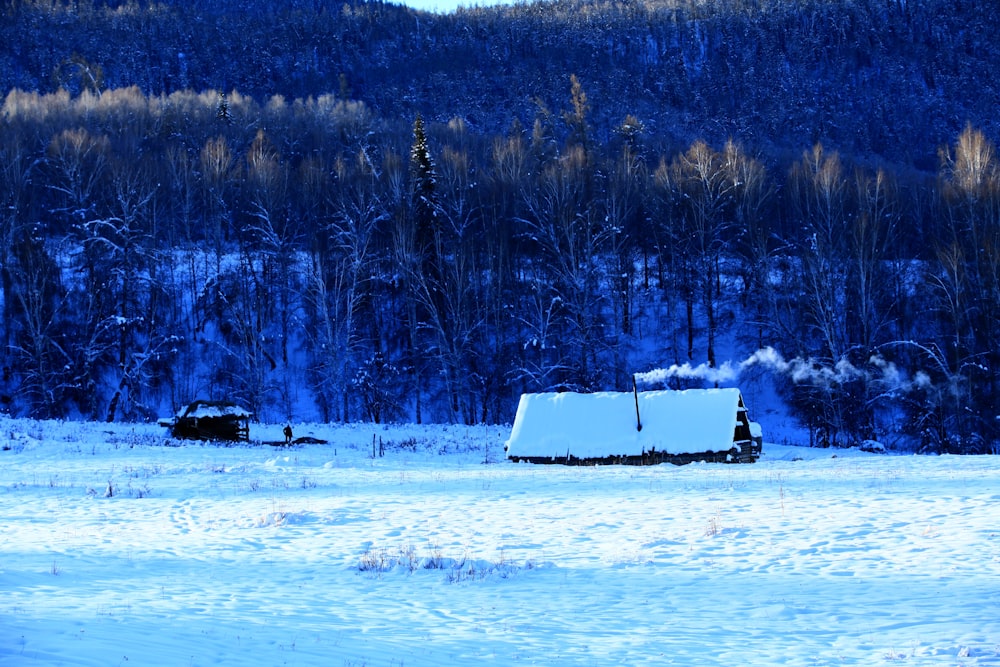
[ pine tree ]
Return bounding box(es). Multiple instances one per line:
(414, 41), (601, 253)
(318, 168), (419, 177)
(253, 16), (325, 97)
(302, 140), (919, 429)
(409, 115), (439, 260)
(216, 93), (232, 125)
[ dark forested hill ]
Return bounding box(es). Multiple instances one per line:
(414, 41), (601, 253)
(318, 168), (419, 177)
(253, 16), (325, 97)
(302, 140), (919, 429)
(2, 0), (998, 166)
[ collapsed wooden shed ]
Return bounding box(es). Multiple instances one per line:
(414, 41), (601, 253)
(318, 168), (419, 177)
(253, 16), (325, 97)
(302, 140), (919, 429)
(505, 388), (762, 465)
(160, 400), (251, 442)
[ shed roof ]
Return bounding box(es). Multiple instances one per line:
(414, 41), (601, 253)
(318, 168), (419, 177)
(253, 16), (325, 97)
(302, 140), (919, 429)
(176, 400), (252, 420)
(505, 388), (746, 459)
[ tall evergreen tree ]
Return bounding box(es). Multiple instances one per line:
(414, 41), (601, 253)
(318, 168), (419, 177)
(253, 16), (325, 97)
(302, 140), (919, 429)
(409, 114), (438, 264)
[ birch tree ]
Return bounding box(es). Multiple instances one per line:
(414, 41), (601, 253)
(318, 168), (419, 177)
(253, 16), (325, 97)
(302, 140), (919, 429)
(520, 145), (607, 391)
(666, 139), (734, 370)
(934, 124), (1000, 449)
(308, 150), (383, 422)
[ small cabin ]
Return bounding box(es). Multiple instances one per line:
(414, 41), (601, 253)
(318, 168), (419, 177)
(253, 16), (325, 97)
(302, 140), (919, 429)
(160, 400), (251, 442)
(505, 388), (762, 465)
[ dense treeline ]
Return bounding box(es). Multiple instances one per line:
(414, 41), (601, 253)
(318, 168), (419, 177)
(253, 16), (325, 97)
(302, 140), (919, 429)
(2, 85), (999, 453)
(1, 0), (999, 452)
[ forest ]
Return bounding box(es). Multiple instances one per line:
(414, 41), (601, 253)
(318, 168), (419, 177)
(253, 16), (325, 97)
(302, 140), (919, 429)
(1, 0), (999, 453)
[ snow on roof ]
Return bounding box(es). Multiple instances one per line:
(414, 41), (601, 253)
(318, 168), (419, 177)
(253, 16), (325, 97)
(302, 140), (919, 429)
(505, 388), (745, 459)
(177, 401), (252, 420)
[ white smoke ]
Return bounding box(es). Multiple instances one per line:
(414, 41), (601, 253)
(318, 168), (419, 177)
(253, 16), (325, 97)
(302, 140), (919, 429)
(635, 346), (934, 394)
(633, 360), (740, 386)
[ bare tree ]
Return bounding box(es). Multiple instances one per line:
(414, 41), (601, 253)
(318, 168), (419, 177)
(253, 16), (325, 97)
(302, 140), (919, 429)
(6, 230), (71, 418)
(849, 167), (899, 353)
(307, 149), (384, 422)
(199, 135), (236, 254)
(602, 139), (646, 388)
(665, 139), (735, 370)
(788, 143), (849, 362)
(785, 143), (856, 445)
(95, 160), (176, 422)
(717, 138), (781, 393)
(207, 249), (280, 420)
(163, 144), (200, 245)
(244, 128), (299, 387)
(415, 142), (488, 422)
(520, 145), (607, 390)
(479, 123), (529, 419)
(933, 124), (1000, 448)
(0, 136), (34, 357)
(45, 128), (109, 234)
(605, 140), (645, 337)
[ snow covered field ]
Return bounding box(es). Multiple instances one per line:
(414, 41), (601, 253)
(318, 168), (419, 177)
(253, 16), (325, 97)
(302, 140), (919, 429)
(2, 418), (999, 666)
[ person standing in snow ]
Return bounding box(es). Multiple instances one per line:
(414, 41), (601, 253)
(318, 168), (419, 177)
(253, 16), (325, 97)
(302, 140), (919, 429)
(283, 424), (293, 444)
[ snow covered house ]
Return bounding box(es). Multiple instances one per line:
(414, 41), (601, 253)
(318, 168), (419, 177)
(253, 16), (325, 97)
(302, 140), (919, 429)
(505, 388), (762, 465)
(160, 400), (251, 442)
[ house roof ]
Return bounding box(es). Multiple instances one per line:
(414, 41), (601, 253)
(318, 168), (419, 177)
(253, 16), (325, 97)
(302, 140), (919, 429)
(505, 388), (746, 459)
(177, 400), (252, 420)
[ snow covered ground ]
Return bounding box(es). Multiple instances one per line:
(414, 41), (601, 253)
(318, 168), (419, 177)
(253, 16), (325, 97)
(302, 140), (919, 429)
(2, 417), (999, 666)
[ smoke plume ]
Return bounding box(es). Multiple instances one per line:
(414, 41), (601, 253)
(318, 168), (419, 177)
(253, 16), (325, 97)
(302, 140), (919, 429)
(635, 346), (933, 394)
